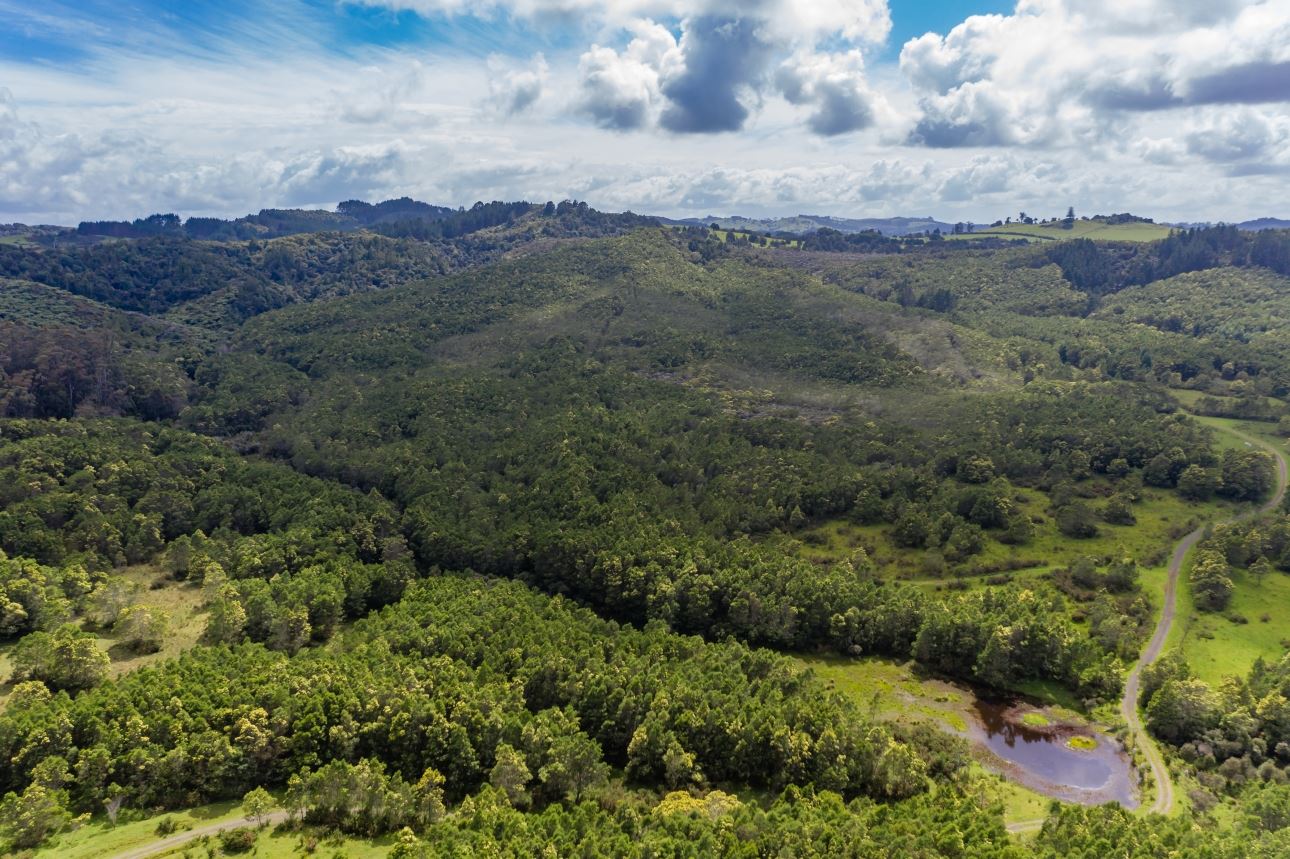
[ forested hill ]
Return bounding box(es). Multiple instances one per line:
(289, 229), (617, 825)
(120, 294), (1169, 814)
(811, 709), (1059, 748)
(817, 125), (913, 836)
(2, 217), (1290, 856)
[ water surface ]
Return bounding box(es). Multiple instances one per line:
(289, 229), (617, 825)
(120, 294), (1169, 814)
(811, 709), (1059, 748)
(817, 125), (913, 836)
(967, 697), (1138, 807)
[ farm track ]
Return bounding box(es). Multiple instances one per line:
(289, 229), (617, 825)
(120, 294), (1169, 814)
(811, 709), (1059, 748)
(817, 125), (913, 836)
(107, 811), (289, 859)
(1010, 422), (1288, 832)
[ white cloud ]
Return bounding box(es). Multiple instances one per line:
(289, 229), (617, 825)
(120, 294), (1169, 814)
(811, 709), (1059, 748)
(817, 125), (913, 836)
(1185, 107), (1290, 170)
(575, 21), (677, 129)
(900, 0), (1290, 152)
(1, 0), (1288, 225)
(349, 0), (891, 45)
(329, 62), (432, 124)
(487, 53), (549, 116)
(776, 51), (890, 137)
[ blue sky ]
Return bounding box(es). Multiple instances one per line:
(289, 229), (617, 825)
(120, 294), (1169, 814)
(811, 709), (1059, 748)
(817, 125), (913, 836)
(0, 0), (1286, 223)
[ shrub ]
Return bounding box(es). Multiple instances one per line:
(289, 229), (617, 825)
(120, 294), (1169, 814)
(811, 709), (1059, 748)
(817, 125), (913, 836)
(218, 827), (258, 853)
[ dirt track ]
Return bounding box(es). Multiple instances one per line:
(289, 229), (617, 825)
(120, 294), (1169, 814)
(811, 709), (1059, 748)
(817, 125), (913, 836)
(1121, 424), (1287, 816)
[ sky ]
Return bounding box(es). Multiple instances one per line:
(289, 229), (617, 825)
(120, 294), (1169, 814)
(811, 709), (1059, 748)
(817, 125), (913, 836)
(0, 0), (1287, 224)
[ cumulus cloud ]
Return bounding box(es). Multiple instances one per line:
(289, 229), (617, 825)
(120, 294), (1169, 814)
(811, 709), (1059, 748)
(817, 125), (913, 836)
(575, 21), (677, 130)
(658, 16), (773, 133)
(349, 0), (891, 45)
(487, 53), (549, 116)
(1184, 108), (1290, 170)
(937, 154), (1022, 201)
(900, 0), (1290, 151)
(775, 51), (882, 136)
(355, 0), (892, 136)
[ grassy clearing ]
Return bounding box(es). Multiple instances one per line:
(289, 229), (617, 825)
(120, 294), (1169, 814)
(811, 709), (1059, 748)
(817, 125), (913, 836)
(946, 220), (1172, 243)
(32, 800), (246, 859)
(789, 484), (1231, 584)
(1020, 712), (1051, 728)
(1, 567), (206, 708)
(95, 567), (209, 679)
(1170, 388), (1287, 417)
(666, 224), (802, 248)
(798, 654), (971, 731)
(1175, 559), (1290, 686)
(974, 765), (1052, 827)
(1066, 736), (1098, 751)
(32, 799), (393, 859)
(1164, 414), (1290, 685)
(796, 655), (1054, 826)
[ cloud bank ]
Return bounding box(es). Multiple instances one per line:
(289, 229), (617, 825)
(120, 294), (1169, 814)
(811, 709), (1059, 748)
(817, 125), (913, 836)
(0, 0), (1286, 223)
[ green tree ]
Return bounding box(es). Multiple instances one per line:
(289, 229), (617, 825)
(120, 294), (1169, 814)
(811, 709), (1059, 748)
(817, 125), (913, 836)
(1102, 495), (1136, 526)
(9, 624), (110, 692)
(242, 786), (274, 827)
(1177, 464), (1218, 501)
(1056, 502), (1099, 539)
(114, 604), (169, 654)
(538, 732), (609, 803)
(1145, 677), (1220, 743)
(0, 783), (73, 849)
(1190, 549), (1234, 612)
(488, 744), (532, 809)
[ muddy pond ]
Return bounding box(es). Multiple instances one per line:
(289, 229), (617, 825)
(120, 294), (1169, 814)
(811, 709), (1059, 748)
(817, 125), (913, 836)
(965, 697), (1138, 807)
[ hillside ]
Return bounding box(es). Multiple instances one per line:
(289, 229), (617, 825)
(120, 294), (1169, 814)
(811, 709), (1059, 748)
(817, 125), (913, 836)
(2, 217), (1290, 856)
(948, 219), (1173, 243)
(666, 213), (954, 236)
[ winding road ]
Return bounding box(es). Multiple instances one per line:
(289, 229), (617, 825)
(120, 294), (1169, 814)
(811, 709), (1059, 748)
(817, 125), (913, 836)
(1010, 422), (1289, 833)
(1122, 424), (1289, 815)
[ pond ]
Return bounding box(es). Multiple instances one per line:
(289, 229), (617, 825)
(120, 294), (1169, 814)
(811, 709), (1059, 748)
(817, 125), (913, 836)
(967, 697), (1138, 807)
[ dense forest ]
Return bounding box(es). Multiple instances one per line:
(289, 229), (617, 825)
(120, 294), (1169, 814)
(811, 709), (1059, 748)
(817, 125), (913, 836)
(1, 205), (1289, 855)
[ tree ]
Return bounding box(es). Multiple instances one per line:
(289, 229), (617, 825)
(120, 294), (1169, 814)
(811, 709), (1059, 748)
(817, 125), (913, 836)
(1102, 495), (1136, 526)
(891, 507), (932, 548)
(242, 786), (275, 827)
(1145, 678), (1220, 743)
(1104, 556), (1139, 593)
(89, 578), (138, 628)
(538, 732), (609, 803)
(1062, 207), (1075, 229)
(489, 744), (532, 809)
(0, 783), (73, 849)
(269, 605), (311, 654)
(114, 604), (169, 653)
(1251, 555), (1274, 587)
(1218, 449), (1274, 502)
(1056, 502), (1099, 539)
(205, 587), (247, 644)
(1143, 453), (1174, 487)
(9, 624), (110, 692)
(1190, 549), (1234, 612)
(1177, 464), (1218, 501)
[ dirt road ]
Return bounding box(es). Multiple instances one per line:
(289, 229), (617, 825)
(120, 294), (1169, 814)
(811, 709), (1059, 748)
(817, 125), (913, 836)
(108, 810), (289, 859)
(1120, 424), (1287, 815)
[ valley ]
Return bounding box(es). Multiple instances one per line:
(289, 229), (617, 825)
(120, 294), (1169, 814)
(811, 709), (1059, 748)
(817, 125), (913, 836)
(1, 206), (1289, 858)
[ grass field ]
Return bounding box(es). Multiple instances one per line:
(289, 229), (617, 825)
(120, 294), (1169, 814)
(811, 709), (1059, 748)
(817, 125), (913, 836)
(799, 653), (971, 730)
(94, 567), (209, 679)
(32, 798), (394, 859)
(1163, 413), (1290, 685)
(32, 800), (247, 859)
(946, 220), (1172, 243)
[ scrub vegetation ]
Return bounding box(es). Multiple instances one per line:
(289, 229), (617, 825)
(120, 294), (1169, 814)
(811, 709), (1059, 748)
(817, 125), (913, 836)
(1, 201), (1289, 856)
